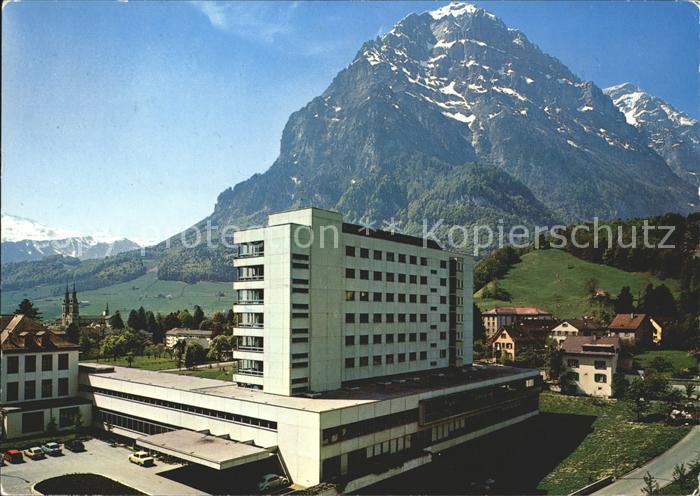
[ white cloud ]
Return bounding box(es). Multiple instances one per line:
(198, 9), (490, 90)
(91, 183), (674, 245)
(190, 1), (299, 44)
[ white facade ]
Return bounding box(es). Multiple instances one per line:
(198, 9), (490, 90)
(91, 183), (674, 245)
(164, 329), (214, 350)
(232, 208), (472, 396)
(563, 353), (617, 397)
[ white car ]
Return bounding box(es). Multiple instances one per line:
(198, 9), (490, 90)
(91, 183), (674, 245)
(258, 473), (289, 492)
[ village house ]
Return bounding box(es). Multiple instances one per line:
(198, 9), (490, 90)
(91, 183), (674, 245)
(164, 328), (215, 350)
(488, 322), (551, 361)
(561, 335), (621, 397)
(607, 313), (654, 348)
(548, 319), (607, 348)
(481, 306), (553, 338)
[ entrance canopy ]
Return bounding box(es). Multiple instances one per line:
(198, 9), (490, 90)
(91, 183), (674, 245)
(136, 429), (272, 470)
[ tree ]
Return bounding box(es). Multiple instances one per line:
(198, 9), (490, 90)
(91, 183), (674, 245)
(127, 309), (140, 330)
(612, 372), (629, 399)
(558, 371), (575, 395)
(193, 305), (205, 329)
(15, 298), (41, 320)
(545, 339), (563, 380)
(74, 409), (83, 434)
(46, 416), (57, 435)
(473, 304), (486, 342)
(614, 286), (635, 314)
(584, 277), (599, 296)
(146, 311), (162, 343)
(178, 309), (194, 328)
(647, 356), (673, 373)
(79, 329), (92, 354)
(109, 311), (125, 329)
(184, 341), (206, 368)
(126, 352), (135, 368)
(173, 339), (186, 369)
(137, 306), (147, 331)
(685, 383), (696, 400)
(208, 335), (232, 367)
(641, 471), (659, 496)
(627, 378), (649, 421)
(65, 322), (80, 344)
(160, 312), (181, 331)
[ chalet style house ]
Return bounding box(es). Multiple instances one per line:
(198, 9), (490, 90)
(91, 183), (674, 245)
(607, 313), (654, 348)
(561, 335), (621, 397)
(481, 306), (553, 338)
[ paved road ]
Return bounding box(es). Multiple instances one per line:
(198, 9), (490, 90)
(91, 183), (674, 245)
(0, 438), (206, 495)
(593, 425), (700, 496)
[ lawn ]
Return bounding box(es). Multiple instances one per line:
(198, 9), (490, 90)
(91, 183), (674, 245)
(170, 365), (236, 381)
(93, 355), (180, 370)
(0, 270), (234, 320)
(537, 392), (691, 494)
(475, 249), (679, 318)
(34, 474), (144, 495)
(633, 350), (696, 376)
(659, 461), (700, 495)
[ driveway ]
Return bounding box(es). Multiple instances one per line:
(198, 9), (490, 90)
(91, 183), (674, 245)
(0, 439), (207, 495)
(593, 425), (700, 496)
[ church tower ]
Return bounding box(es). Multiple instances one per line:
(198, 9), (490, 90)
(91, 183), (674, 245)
(62, 284), (80, 327)
(61, 286), (71, 326)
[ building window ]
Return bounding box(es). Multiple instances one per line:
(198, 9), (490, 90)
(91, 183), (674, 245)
(420, 332), (427, 341)
(409, 294), (417, 303)
(398, 274), (406, 283)
(594, 360), (607, 370)
(420, 276), (428, 285)
(6, 356), (19, 374)
(387, 252), (395, 262)
(345, 268), (355, 279)
(360, 248), (369, 258)
(345, 291), (355, 301)
(570, 372), (580, 381)
(420, 351), (427, 360)
(24, 380), (36, 400)
(42, 355), (53, 371)
(440, 314), (447, 322)
(567, 359), (579, 368)
(409, 255), (417, 265)
(386, 293), (394, 302)
(386, 273), (395, 282)
(345, 336), (355, 346)
(440, 296), (447, 304)
(373, 313), (382, 323)
(409, 314), (417, 323)
(398, 353), (406, 363)
(59, 407), (79, 428)
(386, 313), (394, 323)
(360, 270), (369, 280)
(420, 314), (428, 323)
(409, 333), (417, 342)
(373, 250), (382, 260)
(440, 349), (447, 358)
(373, 335), (382, 344)
(42, 379), (53, 398)
(594, 374), (607, 383)
(386, 334), (394, 343)
(440, 260), (447, 269)
(373, 271), (382, 281)
(360, 291), (369, 301)
(346, 246), (356, 257)
(7, 382), (19, 401)
(359, 357), (369, 367)
(420, 295), (428, 304)
(345, 313), (355, 323)
(399, 254), (406, 263)
(25, 355), (36, 373)
(398, 293), (406, 303)
(22, 411), (44, 434)
(440, 278), (447, 287)
(58, 378), (69, 396)
(360, 335), (369, 345)
(386, 354), (394, 364)
(359, 313), (369, 324)
(409, 352), (417, 361)
(420, 257), (428, 266)
(440, 332), (447, 340)
(409, 275), (417, 284)
(345, 358), (355, 368)
(373, 356), (382, 366)
(398, 334), (406, 343)
(398, 314), (406, 323)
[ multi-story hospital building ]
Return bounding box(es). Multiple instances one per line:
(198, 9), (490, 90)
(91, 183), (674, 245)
(78, 208), (540, 491)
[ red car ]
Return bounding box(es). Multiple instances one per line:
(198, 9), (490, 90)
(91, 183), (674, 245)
(3, 449), (23, 463)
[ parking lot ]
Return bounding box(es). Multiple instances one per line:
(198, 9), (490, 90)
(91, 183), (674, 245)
(0, 439), (208, 495)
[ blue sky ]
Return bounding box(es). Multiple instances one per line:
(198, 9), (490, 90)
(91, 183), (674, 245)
(2, 1), (697, 245)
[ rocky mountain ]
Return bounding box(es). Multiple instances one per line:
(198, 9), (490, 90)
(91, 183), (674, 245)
(1, 214), (141, 264)
(205, 1), (695, 235)
(603, 82), (700, 183)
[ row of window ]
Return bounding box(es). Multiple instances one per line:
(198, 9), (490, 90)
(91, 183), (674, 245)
(345, 351), (438, 368)
(345, 332), (441, 345)
(345, 313), (447, 324)
(566, 359), (608, 370)
(569, 372), (608, 383)
(6, 377), (69, 401)
(346, 291), (448, 305)
(345, 268), (447, 286)
(82, 384), (277, 430)
(346, 246), (441, 265)
(5, 353), (70, 374)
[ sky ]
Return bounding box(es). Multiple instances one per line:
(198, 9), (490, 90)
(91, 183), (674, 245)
(2, 1), (698, 245)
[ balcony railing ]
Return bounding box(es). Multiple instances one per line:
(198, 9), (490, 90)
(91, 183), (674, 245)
(235, 250), (264, 259)
(236, 299), (264, 305)
(235, 322), (264, 329)
(237, 275), (264, 282)
(237, 368), (264, 377)
(235, 346), (264, 353)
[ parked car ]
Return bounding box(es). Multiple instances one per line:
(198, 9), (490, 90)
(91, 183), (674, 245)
(40, 442), (62, 456)
(258, 474), (289, 492)
(3, 449), (23, 463)
(65, 439), (86, 452)
(23, 447), (46, 460)
(129, 451), (154, 467)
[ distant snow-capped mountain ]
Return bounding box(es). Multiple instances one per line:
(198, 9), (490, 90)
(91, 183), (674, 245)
(604, 82), (700, 182)
(1, 214), (141, 263)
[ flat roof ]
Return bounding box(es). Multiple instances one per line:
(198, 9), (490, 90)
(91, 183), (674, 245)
(80, 363), (537, 413)
(136, 429), (271, 470)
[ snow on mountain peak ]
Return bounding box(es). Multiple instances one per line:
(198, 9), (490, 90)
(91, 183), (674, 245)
(428, 2), (494, 20)
(1, 213), (132, 244)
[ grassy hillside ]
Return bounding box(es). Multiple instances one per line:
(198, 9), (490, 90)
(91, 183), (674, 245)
(474, 249), (679, 318)
(1, 270), (234, 320)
